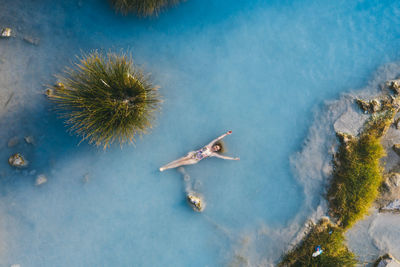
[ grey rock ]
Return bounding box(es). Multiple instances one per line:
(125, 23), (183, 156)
(8, 153), (28, 168)
(376, 253), (400, 267)
(355, 98), (381, 113)
(23, 36), (39, 45)
(333, 107), (368, 136)
(380, 199), (400, 213)
(24, 136), (35, 145)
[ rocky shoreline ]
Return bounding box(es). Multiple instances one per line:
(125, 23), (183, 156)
(284, 65), (400, 266)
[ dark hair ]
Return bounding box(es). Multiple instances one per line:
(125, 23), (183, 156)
(213, 141), (225, 154)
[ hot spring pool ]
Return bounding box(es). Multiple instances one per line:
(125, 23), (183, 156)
(0, 0), (400, 266)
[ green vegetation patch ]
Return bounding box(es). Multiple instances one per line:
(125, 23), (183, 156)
(328, 110), (394, 229)
(111, 0), (184, 16)
(279, 219), (356, 267)
(48, 51), (161, 149)
(279, 106), (396, 266)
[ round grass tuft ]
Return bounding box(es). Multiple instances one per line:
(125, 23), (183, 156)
(111, 0), (184, 16)
(48, 51), (162, 149)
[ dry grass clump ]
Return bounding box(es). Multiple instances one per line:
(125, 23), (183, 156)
(48, 51), (161, 149)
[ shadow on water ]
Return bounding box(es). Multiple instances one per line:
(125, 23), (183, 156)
(0, 96), (92, 193)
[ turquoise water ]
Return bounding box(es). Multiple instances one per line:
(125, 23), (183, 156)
(1, 0), (400, 266)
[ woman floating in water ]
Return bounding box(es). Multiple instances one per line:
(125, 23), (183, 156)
(159, 131), (239, 171)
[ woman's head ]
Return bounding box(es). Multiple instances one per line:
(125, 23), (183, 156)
(212, 141), (225, 153)
(212, 144), (221, 152)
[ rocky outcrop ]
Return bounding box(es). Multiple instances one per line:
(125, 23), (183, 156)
(375, 253), (400, 267)
(8, 153), (28, 168)
(380, 200), (400, 213)
(356, 98), (381, 113)
(386, 79), (400, 95)
(336, 131), (354, 144)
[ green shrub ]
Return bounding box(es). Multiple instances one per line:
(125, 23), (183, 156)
(111, 0), (184, 16)
(327, 111), (392, 229)
(279, 219), (356, 267)
(48, 51), (161, 149)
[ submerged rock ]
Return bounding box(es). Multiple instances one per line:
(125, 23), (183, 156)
(375, 253), (400, 267)
(23, 36), (39, 45)
(24, 135), (35, 145)
(35, 174), (47, 186)
(187, 193), (205, 212)
(7, 136), (19, 147)
(8, 153), (28, 168)
(1, 27), (12, 37)
(82, 173), (90, 183)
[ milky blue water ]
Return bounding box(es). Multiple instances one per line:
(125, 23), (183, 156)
(1, 0), (400, 266)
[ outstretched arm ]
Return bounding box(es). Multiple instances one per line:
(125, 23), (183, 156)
(206, 130), (232, 148)
(212, 153), (239, 160)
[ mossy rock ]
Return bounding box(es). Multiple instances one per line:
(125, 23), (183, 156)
(8, 153), (28, 168)
(1, 27), (12, 37)
(187, 193), (205, 212)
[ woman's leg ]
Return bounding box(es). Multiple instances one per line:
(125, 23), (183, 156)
(160, 155), (198, 171)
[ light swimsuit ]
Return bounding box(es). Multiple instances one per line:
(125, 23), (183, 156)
(192, 147), (212, 160)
